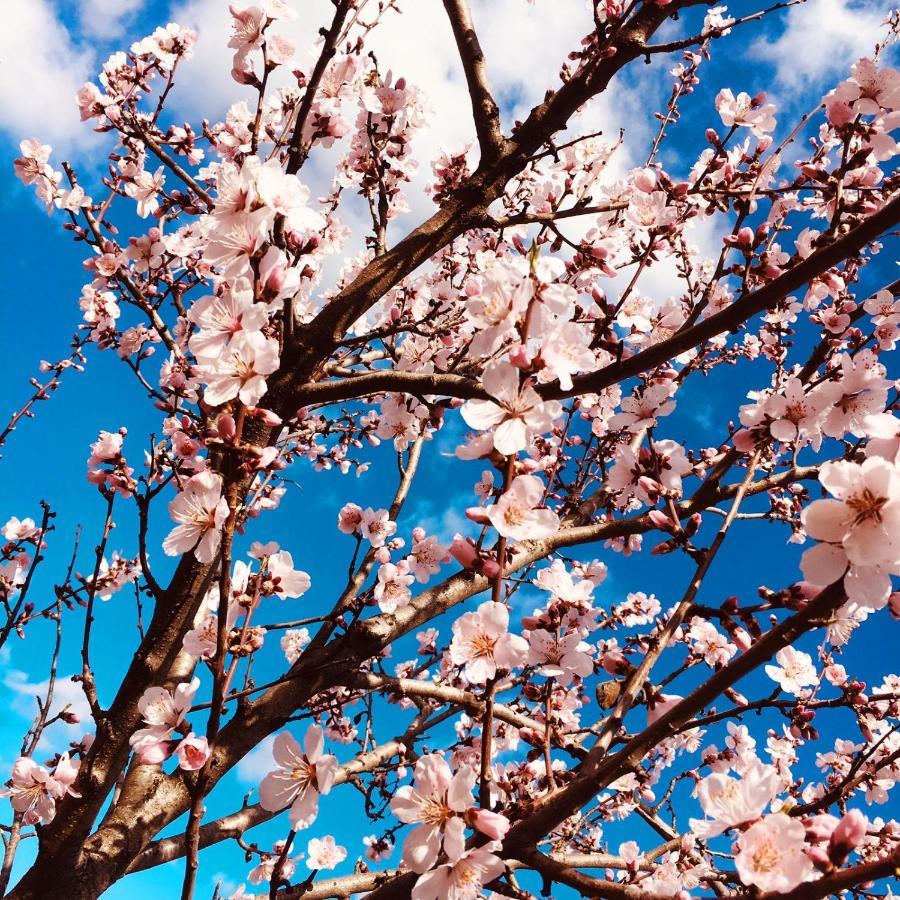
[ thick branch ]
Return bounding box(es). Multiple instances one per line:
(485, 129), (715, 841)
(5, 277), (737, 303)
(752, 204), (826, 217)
(442, 0), (505, 160)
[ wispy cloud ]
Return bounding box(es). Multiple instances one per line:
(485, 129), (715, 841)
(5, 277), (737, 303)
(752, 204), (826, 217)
(752, 0), (890, 92)
(236, 732), (275, 783)
(4, 668), (93, 750)
(79, 0), (144, 39)
(0, 0), (95, 149)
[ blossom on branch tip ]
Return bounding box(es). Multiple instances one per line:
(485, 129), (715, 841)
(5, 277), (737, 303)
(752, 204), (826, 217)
(259, 726), (338, 830)
(163, 471), (229, 564)
(448, 600), (528, 684)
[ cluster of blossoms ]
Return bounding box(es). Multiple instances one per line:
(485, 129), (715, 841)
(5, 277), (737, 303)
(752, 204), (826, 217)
(0, 754), (80, 826)
(129, 678), (211, 772)
(4, 2), (900, 899)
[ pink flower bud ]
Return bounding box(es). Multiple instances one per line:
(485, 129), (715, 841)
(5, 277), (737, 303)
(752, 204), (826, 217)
(466, 808), (510, 840)
(175, 734), (211, 772)
(829, 810), (867, 865)
(449, 536), (478, 568)
(888, 592), (900, 620)
(247, 407), (283, 427)
(731, 627), (752, 651)
(826, 100), (854, 127)
(805, 813), (839, 843)
(638, 475), (662, 498)
(805, 845), (833, 872)
(481, 558), (501, 579)
(736, 226), (754, 248)
(648, 509), (674, 531)
(217, 413), (237, 442)
(465, 506), (490, 525)
(508, 344), (531, 369)
(683, 512), (702, 537)
(634, 167), (658, 192)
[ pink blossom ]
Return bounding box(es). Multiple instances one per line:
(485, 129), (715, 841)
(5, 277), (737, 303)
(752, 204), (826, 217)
(175, 734), (211, 771)
(374, 561), (414, 613)
(765, 646), (817, 695)
(228, 4), (265, 52)
(267, 551), (311, 598)
(801, 457), (900, 608)
(163, 471), (229, 564)
(363, 834), (394, 862)
(188, 282), (267, 359)
(449, 600), (528, 683)
(626, 190), (678, 230)
(538, 321), (596, 391)
(716, 88), (777, 136)
(337, 502), (363, 534)
(735, 813), (813, 892)
(832, 58), (900, 115)
(465, 260), (533, 356)
(248, 840), (297, 884)
(259, 726), (338, 829)
(689, 760), (780, 838)
(485, 474), (559, 541)
(13, 139), (52, 187)
(461, 362), (561, 455)
(359, 508), (397, 548)
(125, 167), (165, 218)
(197, 331), (280, 407)
(305, 835), (346, 870)
(406, 534), (450, 582)
(390, 754), (475, 873)
(130, 678), (200, 764)
(2, 517), (39, 541)
(526, 629), (594, 685)
(2, 754), (80, 825)
(280, 627), (310, 664)
(410, 845), (505, 900)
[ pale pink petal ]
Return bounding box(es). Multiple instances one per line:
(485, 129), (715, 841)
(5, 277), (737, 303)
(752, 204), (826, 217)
(272, 731), (303, 769)
(259, 770), (300, 811)
(493, 417), (527, 455)
(289, 783), (319, 829)
(801, 500), (850, 543)
(800, 542), (847, 586)
(403, 823), (442, 874)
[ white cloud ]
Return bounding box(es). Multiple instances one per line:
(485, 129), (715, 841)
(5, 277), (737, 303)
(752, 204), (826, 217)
(167, 0), (334, 117)
(5, 668), (94, 750)
(236, 732), (275, 782)
(79, 0), (144, 39)
(470, 0), (591, 125)
(753, 0), (889, 91)
(0, 0), (95, 149)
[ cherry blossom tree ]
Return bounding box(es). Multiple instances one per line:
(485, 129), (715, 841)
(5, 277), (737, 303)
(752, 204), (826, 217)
(2, 1), (900, 898)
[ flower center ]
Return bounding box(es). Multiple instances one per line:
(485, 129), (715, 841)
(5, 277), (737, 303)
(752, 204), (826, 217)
(421, 797), (452, 826)
(846, 487), (886, 525)
(291, 759), (317, 785)
(471, 633), (497, 658)
(751, 840), (780, 873)
(502, 505), (526, 528)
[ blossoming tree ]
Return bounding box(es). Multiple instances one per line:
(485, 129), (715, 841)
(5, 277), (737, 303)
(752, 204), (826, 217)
(3, 0), (900, 898)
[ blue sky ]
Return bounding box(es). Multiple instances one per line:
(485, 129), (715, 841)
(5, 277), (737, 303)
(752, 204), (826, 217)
(0, 0), (898, 896)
